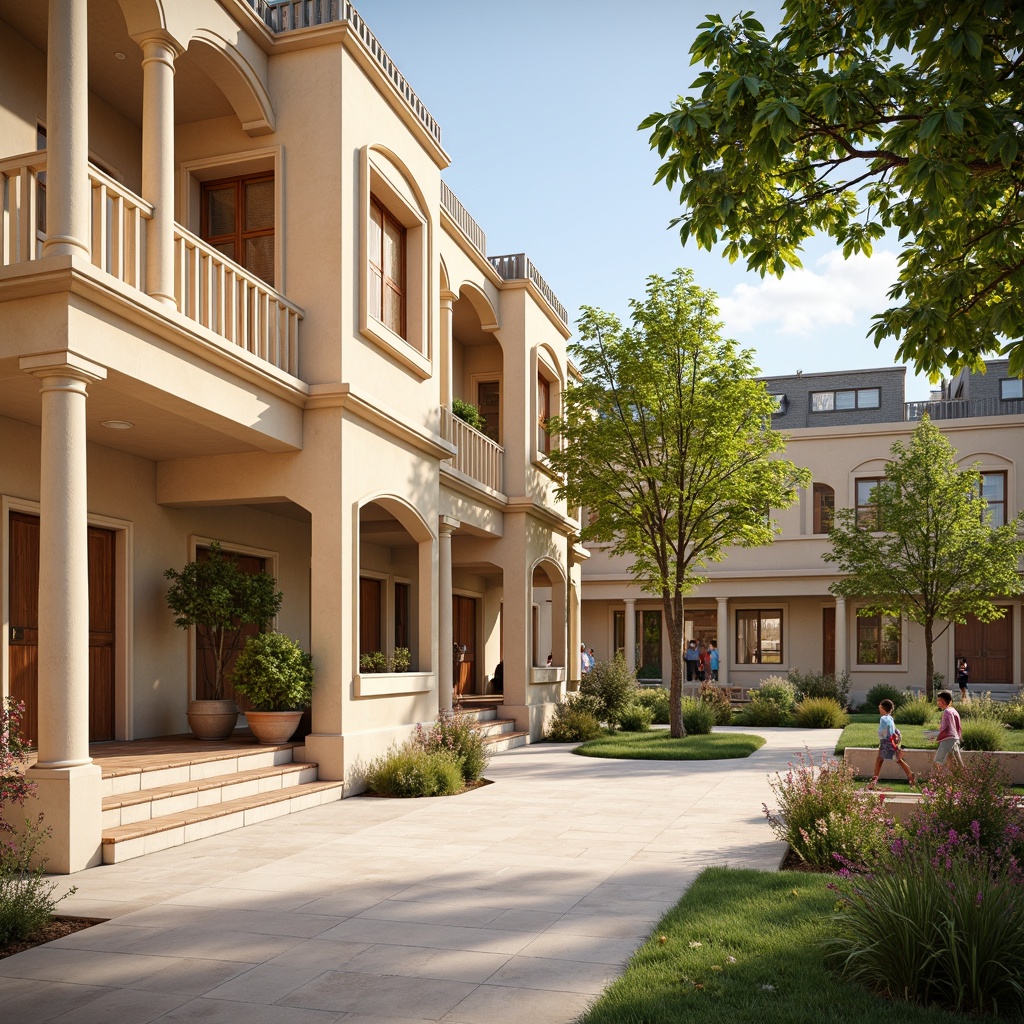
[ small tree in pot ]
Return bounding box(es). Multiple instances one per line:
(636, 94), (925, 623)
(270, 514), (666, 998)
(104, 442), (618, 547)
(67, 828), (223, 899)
(230, 632), (314, 745)
(164, 542), (282, 739)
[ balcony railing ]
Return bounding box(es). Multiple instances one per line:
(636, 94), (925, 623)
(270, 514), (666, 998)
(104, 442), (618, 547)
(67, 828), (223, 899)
(1, 151), (301, 377)
(905, 397), (1024, 421)
(488, 253), (569, 327)
(248, 0), (442, 146)
(440, 182), (486, 258)
(440, 405), (504, 493)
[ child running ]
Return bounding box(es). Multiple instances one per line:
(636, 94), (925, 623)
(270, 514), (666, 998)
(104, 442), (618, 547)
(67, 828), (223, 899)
(867, 698), (915, 789)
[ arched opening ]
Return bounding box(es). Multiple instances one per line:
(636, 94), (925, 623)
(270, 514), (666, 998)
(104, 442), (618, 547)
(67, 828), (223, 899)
(812, 483), (835, 534)
(531, 559), (566, 670)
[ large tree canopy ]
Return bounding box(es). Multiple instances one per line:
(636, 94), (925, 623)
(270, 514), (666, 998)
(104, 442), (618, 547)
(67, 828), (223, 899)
(548, 269), (809, 737)
(823, 416), (1024, 698)
(642, 0), (1024, 379)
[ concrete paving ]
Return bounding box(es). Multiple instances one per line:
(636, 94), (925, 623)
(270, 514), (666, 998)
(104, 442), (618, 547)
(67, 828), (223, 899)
(0, 726), (841, 1024)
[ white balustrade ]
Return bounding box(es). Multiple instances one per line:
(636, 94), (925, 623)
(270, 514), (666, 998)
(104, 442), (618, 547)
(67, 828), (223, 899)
(441, 405), (504, 493)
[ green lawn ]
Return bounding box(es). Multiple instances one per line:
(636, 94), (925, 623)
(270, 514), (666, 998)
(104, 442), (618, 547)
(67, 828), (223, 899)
(573, 731), (764, 760)
(835, 718), (1024, 754)
(577, 867), (992, 1024)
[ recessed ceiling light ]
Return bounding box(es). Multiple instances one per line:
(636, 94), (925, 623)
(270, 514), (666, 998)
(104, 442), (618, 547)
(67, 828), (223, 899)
(114, 52), (126, 60)
(101, 419), (134, 430)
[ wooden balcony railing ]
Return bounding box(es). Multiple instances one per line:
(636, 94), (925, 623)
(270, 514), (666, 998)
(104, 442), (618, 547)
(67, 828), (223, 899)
(1, 151), (301, 377)
(440, 405), (504, 493)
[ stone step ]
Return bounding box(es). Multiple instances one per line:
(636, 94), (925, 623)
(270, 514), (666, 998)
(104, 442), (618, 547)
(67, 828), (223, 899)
(101, 779), (344, 864)
(102, 761), (320, 829)
(482, 729), (529, 752)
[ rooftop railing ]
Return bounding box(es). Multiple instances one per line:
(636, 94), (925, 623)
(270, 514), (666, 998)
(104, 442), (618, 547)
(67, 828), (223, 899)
(440, 182), (486, 258)
(248, 0), (441, 146)
(488, 253), (569, 327)
(905, 397), (1024, 421)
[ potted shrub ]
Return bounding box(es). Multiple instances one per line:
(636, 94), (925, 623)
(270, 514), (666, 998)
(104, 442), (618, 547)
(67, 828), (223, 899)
(230, 631), (314, 744)
(164, 542), (282, 740)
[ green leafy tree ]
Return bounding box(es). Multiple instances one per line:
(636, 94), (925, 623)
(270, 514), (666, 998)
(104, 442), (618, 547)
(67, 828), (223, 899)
(642, 1), (1024, 378)
(548, 269), (809, 737)
(824, 417), (1024, 699)
(164, 542), (283, 700)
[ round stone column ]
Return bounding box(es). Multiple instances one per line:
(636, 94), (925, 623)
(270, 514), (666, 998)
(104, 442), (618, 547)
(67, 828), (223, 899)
(438, 517), (459, 713)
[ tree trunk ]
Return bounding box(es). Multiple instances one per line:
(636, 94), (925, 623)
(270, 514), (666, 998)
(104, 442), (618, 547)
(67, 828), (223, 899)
(665, 591), (687, 739)
(924, 618), (935, 701)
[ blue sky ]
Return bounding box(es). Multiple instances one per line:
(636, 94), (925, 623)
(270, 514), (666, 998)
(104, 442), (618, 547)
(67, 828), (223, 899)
(355, 0), (935, 399)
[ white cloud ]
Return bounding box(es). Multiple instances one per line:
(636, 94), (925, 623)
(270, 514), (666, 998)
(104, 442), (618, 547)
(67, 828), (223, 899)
(718, 249), (900, 337)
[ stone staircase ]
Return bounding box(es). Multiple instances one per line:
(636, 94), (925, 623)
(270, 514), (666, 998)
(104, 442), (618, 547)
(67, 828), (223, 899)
(98, 738), (343, 864)
(460, 703), (529, 752)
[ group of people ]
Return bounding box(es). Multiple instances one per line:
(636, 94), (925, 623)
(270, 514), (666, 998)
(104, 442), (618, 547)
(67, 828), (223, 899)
(683, 639), (719, 683)
(869, 688), (965, 789)
(580, 643), (596, 675)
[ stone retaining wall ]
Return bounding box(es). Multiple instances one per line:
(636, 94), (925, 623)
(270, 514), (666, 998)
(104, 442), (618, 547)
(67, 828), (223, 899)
(844, 747), (1024, 783)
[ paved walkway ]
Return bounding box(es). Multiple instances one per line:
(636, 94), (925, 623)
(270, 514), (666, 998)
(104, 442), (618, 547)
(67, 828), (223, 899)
(0, 727), (840, 1024)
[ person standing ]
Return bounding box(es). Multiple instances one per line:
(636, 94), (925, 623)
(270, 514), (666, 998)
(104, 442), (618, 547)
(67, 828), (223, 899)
(580, 643), (590, 677)
(867, 698), (916, 789)
(684, 640), (699, 683)
(709, 640), (720, 682)
(697, 643), (709, 683)
(955, 657), (969, 701)
(932, 690), (965, 768)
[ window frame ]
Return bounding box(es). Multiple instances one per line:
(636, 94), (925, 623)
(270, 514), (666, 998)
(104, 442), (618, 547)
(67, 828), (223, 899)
(810, 387), (881, 413)
(855, 476), (886, 529)
(856, 611), (902, 666)
(980, 471), (1007, 527)
(533, 348), (563, 467)
(735, 608), (783, 665)
(200, 171), (276, 286)
(812, 482), (835, 534)
(368, 196), (406, 339)
(1000, 378), (1023, 401)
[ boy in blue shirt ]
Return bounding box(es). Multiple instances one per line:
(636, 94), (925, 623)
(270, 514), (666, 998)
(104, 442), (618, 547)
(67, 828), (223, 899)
(867, 698), (916, 789)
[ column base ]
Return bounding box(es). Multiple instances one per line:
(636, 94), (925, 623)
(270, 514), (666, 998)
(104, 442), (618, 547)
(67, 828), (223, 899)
(22, 762), (103, 874)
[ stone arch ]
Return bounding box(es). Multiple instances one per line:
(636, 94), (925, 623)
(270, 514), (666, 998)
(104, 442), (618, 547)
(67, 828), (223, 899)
(530, 555), (567, 669)
(187, 31), (276, 136)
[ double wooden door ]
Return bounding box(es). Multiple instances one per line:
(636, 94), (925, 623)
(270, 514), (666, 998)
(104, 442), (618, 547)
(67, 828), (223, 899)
(8, 512), (116, 745)
(955, 612), (1013, 686)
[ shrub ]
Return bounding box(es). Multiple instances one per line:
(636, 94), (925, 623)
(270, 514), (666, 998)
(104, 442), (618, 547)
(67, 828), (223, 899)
(414, 709), (489, 782)
(828, 838), (1024, 1018)
(861, 683), (910, 713)
(793, 697), (848, 729)
(230, 632), (313, 711)
(579, 656), (639, 728)
(697, 682), (734, 725)
(364, 745), (464, 797)
(789, 669), (851, 709)
(1002, 694), (1024, 730)
(893, 694), (935, 726)
(633, 686), (670, 724)
(680, 696), (716, 736)
(636, 663), (662, 681)
(741, 694), (791, 726)
(617, 703), (654, 732)
(958, 691), (1006, 722)
(960, 718), (1009, 751)
(451, 396), (487, 432)
(546, 696), (603, 742)
(764, 749), (894, 870)
(752, 676), (796, 711)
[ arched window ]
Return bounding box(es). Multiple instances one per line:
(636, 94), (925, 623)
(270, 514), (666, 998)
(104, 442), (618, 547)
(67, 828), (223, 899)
(813, 483), (835, 534)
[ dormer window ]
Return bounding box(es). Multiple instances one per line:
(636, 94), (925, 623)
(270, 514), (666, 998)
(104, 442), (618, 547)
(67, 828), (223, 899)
(811, 387), (880, 412)
(1001, 379), (1023, 401)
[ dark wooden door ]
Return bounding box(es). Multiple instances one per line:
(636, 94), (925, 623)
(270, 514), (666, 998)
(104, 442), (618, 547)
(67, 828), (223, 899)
(453, 595), (476, 696)
(9, 512), (116, 745)
(955, 612), (1013, 686)
(822, 606), (836, 676)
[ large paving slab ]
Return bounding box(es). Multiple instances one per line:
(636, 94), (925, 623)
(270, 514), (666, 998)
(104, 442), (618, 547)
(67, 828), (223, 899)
(1, 726), (839, 1024)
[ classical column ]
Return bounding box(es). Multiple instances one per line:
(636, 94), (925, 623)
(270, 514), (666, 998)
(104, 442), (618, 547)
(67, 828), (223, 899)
(716, 597), (729, 686)
(835, 597), (848, 675)
(440, 291), (455, 409)
(623, 598), (636, 672)
(41, 0), (90, 259)
(139, 34), (179, 306)
(21, 351), (107, 873)
(438, 517), (459, 713)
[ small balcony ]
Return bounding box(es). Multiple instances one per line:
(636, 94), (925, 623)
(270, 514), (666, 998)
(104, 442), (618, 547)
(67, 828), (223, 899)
(905, 396), (1024, 421)
(1, 151), (302, 378)
(440, 405), (504, 494)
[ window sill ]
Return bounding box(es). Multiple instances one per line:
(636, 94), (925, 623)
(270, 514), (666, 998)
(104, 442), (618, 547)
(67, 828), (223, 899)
(532, 454), (562, 482)
(361, 317), (431, 380)
(530, 666), (564, 685)
(355, 670), (433, 697)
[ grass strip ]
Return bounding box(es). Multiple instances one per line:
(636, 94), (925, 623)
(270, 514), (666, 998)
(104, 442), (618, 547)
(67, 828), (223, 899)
(577, 867), (988, 1024)
(572, 732), (764, 760)
(835, 722), (1024, 754)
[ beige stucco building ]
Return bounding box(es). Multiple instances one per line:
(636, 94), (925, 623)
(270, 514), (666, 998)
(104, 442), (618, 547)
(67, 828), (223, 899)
(0, 0), (582, 871)
(581, 363), (1024, 704)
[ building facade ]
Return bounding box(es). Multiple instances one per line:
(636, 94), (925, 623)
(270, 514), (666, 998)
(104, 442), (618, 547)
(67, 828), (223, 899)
(0, 0), (581, 871)
(580, 363), (1024, 702)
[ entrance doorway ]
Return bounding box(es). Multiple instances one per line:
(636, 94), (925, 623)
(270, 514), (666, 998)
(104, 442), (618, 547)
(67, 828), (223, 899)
(9, 511), (116, 744)
(823, 606), (836, 676)
(955, 611), (1013, 686)
(453, 595), (476, 696)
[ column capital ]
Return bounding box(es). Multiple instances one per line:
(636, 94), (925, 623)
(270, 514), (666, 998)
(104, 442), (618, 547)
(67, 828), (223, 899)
(134, 30), (183, 64)
(624, 597), (636, 608)
(438, 515), (461, 535)
(21, 351), (107, 385)
(440, 290), (457, 307)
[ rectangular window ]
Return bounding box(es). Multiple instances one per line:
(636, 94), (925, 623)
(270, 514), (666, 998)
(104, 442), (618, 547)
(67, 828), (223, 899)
(359, 577), (382, 656)
(394, 581), (410, 650)
(1000, 379), (1023, 401)
(369, 196), (406, 337)
(537, 373), (551, 454)
(857, 613), (901, 664)
(735, 609), (782, 664)
(613, 610), (625, 659)
(477, 380), (500, 443)
(981, 472), (1007, 527)
(201, 173), (275, 285)
(811, 388), (880, 412)
(856, 477), (885, 529)
(813, 483), (835, 534)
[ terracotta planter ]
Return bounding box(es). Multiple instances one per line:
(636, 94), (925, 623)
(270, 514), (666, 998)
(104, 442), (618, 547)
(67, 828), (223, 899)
(186, 699), (239, 740)
(245, 710), (304, 745)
